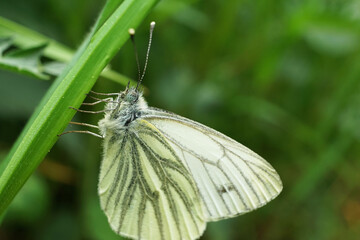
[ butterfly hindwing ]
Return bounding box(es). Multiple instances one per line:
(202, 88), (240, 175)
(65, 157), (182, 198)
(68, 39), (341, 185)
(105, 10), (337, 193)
(142, 107), (283, 221)
(98, 119), (206, 240)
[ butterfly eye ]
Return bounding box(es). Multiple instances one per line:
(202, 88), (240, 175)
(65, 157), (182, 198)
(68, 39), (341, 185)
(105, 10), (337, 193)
(126, 92), (138, 103)
(133, 94), (139, 102)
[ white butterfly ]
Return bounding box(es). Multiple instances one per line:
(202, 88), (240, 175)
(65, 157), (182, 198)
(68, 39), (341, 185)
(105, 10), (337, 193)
(96, 86), (282, 240)
(67, 22), (282, 240)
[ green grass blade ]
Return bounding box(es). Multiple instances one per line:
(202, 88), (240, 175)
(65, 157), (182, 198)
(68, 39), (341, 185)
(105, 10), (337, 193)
(0, 38), (49, 80)
(0, 16), (73, 63)
(0, 0), (159, 216)
(0, 13), (134, 85)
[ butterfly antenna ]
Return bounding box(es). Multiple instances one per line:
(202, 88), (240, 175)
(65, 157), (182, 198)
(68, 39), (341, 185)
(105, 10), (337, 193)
(129, 28), (141, 86)
(137, 21), (155, 90)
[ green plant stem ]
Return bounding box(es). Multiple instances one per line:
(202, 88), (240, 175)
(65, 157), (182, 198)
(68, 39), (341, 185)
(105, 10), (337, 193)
(0, 0), (158, 216)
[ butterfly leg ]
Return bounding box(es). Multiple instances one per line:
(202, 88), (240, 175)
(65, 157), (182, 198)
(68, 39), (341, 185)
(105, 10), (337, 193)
(69, 107), (110, 114)
(57, 130), (103, 138)
(69, 121), (99, 129)
(83, 93), (119, 104)
(89, 90), (119, 96)
(81, 99), (113, 106)
(58, 122), (101, 138)
(59, 93), (113, 137)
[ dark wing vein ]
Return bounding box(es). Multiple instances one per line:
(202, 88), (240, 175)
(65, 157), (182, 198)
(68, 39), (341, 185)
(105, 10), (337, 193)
(142, 108), (282, 220)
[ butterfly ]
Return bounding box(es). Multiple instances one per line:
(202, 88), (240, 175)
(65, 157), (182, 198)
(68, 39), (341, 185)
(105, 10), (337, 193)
(97, 87), (282, 240)
(68, 21), (282, 240)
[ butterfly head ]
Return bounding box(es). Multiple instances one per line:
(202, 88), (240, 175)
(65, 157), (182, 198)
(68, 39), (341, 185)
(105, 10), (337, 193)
(107, 87), (146, 112)
(99, 87), (147, 134)
(120, 87), (140, 103)
(105, 87), (147, 116)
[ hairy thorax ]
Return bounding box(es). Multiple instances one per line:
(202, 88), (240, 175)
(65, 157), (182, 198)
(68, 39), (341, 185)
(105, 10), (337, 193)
(98, 88), (148, 137)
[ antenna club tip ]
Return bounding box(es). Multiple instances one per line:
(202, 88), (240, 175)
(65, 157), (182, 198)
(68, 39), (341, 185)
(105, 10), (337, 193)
(128, 28), (135, 35)
(150, 21), (156, 27)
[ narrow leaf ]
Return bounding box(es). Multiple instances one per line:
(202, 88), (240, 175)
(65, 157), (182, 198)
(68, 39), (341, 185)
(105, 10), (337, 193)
(0, 39), (49, 79)
(0, 0), (159, 216)
(0, 15), (135, 85)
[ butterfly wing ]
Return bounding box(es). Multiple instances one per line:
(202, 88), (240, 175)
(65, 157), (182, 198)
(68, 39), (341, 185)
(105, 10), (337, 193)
(142, 107), (283, 221)
(98, 119), (205, 240)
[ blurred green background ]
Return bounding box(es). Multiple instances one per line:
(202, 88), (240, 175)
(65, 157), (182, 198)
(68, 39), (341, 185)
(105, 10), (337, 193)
(1, 0), (360, 239)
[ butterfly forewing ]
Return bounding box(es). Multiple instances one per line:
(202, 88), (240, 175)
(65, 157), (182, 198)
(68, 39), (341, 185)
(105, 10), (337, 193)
(98, 119), (206, 240)
(142, 107), (283, 221)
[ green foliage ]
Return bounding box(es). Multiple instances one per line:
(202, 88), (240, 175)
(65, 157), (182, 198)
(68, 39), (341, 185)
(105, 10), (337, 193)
(0, 37), (49, 79)
(0, 0), (158, 219)
(0, 15), (134, 85)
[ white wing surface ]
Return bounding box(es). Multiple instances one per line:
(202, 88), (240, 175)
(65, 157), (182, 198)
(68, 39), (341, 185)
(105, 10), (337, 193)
(143, 107), (283, 221)
(98, 119), (205, 240)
